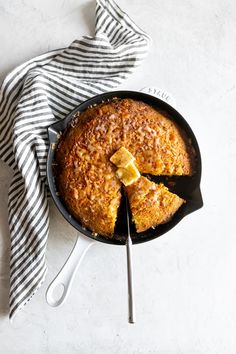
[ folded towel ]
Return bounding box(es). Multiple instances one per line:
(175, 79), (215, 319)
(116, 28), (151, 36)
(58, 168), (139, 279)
(0, 0), (151, 319)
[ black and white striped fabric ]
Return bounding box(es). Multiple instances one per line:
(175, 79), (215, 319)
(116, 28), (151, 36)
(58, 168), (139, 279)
(0, 0), (151, 319)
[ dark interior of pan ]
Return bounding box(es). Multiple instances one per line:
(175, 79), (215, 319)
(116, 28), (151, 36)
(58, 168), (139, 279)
(47, 91), (203, 245)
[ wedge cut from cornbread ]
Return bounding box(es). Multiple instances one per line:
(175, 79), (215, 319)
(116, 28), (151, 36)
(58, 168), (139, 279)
(125, 176), (185, 232)
(116, 162), (140, 186)
(110, 146), (135, 168)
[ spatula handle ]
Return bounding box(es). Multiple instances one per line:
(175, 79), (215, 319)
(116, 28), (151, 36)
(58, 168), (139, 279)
(126, 234), (135, 323)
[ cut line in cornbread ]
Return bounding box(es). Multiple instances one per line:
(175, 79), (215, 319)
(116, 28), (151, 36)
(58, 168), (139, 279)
(110, 146), (135, 168)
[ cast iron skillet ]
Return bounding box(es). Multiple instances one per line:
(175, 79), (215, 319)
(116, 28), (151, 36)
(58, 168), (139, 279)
(47, 91), (203, 245)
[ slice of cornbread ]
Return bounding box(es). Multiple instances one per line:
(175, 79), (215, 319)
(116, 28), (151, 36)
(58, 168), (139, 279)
(125, 176), (185, 232)
(110, 146), (135, 168)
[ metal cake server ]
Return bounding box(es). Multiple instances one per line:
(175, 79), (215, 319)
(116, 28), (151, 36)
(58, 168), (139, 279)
(125, 193), (135, 324)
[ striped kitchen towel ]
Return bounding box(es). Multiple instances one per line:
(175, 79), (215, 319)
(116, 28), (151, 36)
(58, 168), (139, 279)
(0, 0), (151, 319)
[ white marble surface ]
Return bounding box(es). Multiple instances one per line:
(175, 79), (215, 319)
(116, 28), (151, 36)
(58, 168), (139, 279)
(0, 0), (236, 353)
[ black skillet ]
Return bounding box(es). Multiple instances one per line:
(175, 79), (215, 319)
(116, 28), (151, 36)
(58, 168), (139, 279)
(47, 90), (203, 245)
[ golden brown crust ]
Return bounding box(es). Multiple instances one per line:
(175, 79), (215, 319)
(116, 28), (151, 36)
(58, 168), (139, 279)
(120, 99), (194, 175)
(55, 98), (194, 236)
(125, 177), (185, 233)
(56, 100), (125, 236)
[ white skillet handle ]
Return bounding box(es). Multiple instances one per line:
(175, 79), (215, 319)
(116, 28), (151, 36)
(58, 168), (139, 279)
(46, 233), (94, 307)
(140, 86), (177, 109)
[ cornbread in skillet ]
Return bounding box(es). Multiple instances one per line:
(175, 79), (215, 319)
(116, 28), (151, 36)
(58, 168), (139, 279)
(55, 98), (194, 236)
(125, 176), (185, 233)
